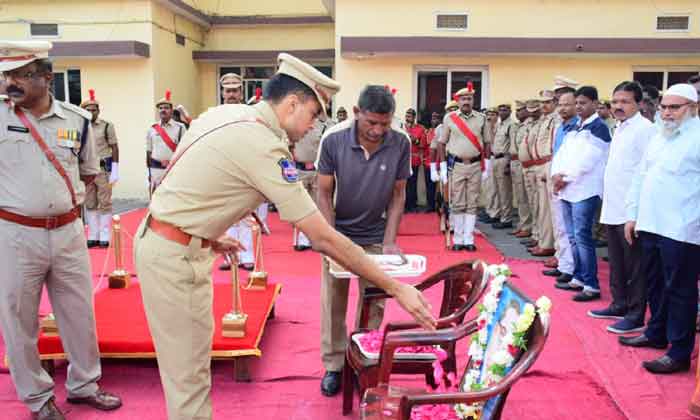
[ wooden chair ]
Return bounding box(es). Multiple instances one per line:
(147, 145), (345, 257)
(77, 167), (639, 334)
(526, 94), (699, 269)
(359, 283), (550, 420)
(343, 260), (488, 415)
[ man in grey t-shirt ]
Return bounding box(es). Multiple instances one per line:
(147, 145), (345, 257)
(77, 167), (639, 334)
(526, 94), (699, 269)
(316, 85), (410, 396)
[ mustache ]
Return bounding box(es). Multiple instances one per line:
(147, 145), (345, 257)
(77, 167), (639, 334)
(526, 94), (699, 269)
(5, 85), (24, 95)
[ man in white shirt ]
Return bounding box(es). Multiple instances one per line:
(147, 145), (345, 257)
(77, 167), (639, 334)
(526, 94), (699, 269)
(551, 86), (611, 302)
(588, 81), (655, 334)
(619, 84), (700, 375)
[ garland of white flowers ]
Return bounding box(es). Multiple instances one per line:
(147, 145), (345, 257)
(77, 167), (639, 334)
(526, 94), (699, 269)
(453, 264), (552, 420)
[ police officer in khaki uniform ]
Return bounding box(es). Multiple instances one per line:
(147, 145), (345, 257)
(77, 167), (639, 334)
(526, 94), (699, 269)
(81, 89), (119, 248)
(520, 99), (543, 248)
(481, 107), (500, 223)
(146, 90), (186, 194)
(509, 100), (533, 237)
(529, 90), (557, 257)
(291, 117), (332, 250)
(133, 53), (435, 420)
(0, 41), (121, 420)
(437, 84), (489, 251)
(491, 103), (517, 229)
(215, 73), (258, 271)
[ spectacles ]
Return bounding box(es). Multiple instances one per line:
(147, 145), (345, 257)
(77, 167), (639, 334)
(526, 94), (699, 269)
(1, 70), (42, 82)
(658, 102), (693, 112)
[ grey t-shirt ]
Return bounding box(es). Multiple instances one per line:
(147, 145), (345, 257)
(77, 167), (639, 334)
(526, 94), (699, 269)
(317, 121), (411, 245)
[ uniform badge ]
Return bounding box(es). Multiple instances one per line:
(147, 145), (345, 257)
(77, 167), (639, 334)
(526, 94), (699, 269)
(277, 158), (299, 183)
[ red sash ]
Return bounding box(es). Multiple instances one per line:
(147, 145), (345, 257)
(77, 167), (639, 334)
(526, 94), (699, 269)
(449, 113), (484, 170)
(152, 123), (178, 152)
(15, 107), (77, 207)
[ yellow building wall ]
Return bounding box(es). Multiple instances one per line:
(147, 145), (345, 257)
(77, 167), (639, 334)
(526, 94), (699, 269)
(334, 55), (700, 117)
(180, 0), (328, 16)
(203, 24), (334, 51)
(47, 58), (155, 200)
(336, 0), (699, 37)
(150, 2), (206, 117)
(197, 62), (219, 112)
(0, 0), (153, 42)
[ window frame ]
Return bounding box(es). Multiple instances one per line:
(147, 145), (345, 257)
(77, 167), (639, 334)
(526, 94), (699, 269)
(434, 11), (470, 32)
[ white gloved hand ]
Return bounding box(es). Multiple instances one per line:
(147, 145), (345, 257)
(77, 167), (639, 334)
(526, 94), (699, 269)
(440, 161), (448, 184)
(430, 163), (439, 182)
(482, 158), (492, 180)
(109, 162), (119, 184)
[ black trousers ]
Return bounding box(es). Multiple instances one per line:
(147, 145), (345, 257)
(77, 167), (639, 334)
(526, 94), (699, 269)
(405, 165), (420, 211)
(422, 165), (436, 211)
(640, 232), (700, 361)
(606, 224), (646, 323)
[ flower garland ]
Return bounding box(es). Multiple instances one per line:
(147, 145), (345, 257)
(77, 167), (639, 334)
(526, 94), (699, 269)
(409, 264), (552, 420)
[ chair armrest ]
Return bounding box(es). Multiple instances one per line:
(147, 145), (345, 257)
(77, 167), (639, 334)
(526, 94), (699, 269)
(383, 310), (463, 333)
(376, 318), (479, 385)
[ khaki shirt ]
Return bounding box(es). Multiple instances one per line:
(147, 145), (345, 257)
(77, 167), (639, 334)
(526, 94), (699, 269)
(294, 119), (332, 163)
(493, 116), (516, 155)
(91, 118), (118, 160)
(0, 97), (99, 216)
(525, 118), (543, 161)
(146, 119), (186, 161)
(149, 101), (317, 240)
(516, 118), (535, 162)
(533, 112), (557, 159)
(438, 110), (487, 160)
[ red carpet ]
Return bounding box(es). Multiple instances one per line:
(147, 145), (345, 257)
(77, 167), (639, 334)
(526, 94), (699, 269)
(0, 209), (695, 419)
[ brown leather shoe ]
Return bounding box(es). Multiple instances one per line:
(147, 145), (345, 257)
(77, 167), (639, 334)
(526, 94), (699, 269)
(67, 389), (122, 411)
(527, 246), (542, 254)
(543, 257), (558, 268)
(508, 229), (521, 236)
(32, 398), (64, 420)
(531, 248), (556, 257)
(515, 230), (531, 238)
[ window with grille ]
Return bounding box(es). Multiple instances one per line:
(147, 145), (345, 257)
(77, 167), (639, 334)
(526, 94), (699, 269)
(30, 23), (59, 37)
(436, 13), (468, 31)
(656, 16), (690, 31)
(175, 33), (185, 46)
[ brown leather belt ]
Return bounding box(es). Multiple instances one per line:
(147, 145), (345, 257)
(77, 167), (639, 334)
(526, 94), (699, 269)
(148, 217), (211, 248)
(0, 207), (80, 230)
(522, 156), (551, 168)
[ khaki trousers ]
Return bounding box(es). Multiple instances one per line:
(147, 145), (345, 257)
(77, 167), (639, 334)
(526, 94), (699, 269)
(535, 162), (555, 249)
(149, 168), (166, 195)
(84, 170), (113, 212)
(450, 161), (482, 215)
(510, 160), (532, 232)
(134, 219), (216, 420)
(0, 219), (100, 412)
(523, 167), (540, 241)
(320, 244), (384, 371)
(492, 157), (513, 223)
(482, 161), (500, 218)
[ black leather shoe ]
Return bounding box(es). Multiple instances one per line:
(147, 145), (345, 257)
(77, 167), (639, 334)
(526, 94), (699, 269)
(572, 291), (601, 302)
(294, 245), (311, 251)
(555, 273), (573, 284)
(87, 240), (100, 248)
(239, 263), (255, 271)
(555, 282), (583, 291)
(464, 244), (477, 252)
(542, 269), (561, 277)
(321, 371), (342, 396)
(492, 221), (513, 229)
(67, 389), (122, 411)
(642, 355), (690, 374)
(219, 263), (231, 271)
(98, 241), (109, 248)
(618, 334), (667, 349)
(451, 245), (465, 251)
(32, 398), (65, 420)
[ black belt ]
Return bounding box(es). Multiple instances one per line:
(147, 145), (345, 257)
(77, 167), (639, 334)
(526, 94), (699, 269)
(295, 161), (316, 171)
(449, 154), (481, 164)
(493, 153), (507, 159)
(148, 158), (165, 169)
